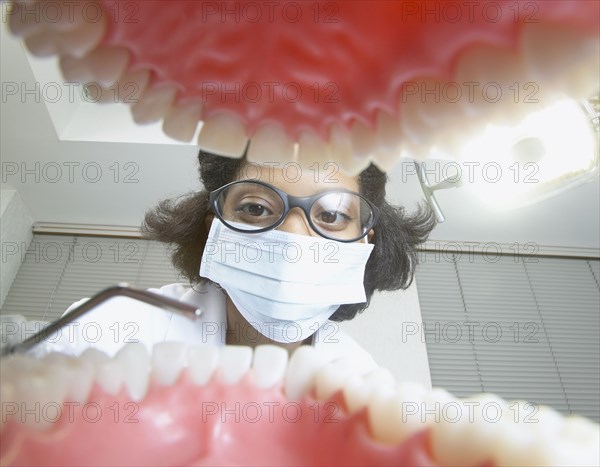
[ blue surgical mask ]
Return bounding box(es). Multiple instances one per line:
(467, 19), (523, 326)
(199, 219), (374, 343)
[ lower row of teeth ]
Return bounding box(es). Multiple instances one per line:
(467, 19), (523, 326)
(1, 342), (598, 466)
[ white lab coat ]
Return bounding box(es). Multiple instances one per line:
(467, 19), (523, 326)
(53, 282), (378, 374)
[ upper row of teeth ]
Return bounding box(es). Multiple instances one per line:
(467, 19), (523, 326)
(7, 1), (599, 173)
(1, 343), (598, 466)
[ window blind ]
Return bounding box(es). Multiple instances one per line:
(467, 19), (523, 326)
(415, 252), (600, 423)
(1, 235), (180, 322)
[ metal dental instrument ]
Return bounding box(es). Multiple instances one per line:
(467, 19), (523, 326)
(0, 284), (202, 358)
(414, 160), (463, 224)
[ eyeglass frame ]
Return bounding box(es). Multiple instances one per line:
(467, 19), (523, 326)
(208, 180), (379, 243)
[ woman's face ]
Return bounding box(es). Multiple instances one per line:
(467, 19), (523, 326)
(232, 162), (368, 240)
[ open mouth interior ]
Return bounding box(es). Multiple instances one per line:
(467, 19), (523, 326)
(2, 1), (599, 465)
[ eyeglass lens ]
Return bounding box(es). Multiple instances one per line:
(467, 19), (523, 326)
(215, 182), (373, 241)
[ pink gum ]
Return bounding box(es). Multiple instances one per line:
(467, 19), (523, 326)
(0, 373), (450, 466)
(95, 0), (598, 142)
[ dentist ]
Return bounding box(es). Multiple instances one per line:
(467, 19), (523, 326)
(60, 149), (435, 373)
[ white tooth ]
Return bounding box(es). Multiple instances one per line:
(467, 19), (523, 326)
(251, 345), (288, 389)
(371, 112), (408, 171)
(522, 23), (600, 100)
(95, 358), (123, 396)
(59, 46), (129, 88)
(330, 123), (370, 175)
(218, 346), (252, 385)
(115, 343), (150, 402)
(375, 109), (402, 152)
(188, 345), (219, 386)
(296, 128), (332, 167)
(80, 348), (122, 396)
(315, 361), (354, 401)
(79, 347), (110, 367)
(24, 30), (59, 57)
(163, 100), (202, 142)
(197, 112), (248, 158)
(285, 346), (329, 401)
(373, 110), (404, 170)
(488, 400), (541, 466)
(343, 367), (396, 415)
(399, 79), (438, 147)
(7, 1), (45, 37)
(556, 416), (600, 466)
(42, 353), (94, 404)
(515, 406), (584, 465)
(152, 342), (187, 386)
(60, 54), (94, 82)
(350, 119), (376, 159)
(246, 121), (295, 164)
(518, 411), (589, 467)
(11, 357), (68, 431)
(131, 84), (178, 124)
(430, 392), (507, 466)
(342, 374), (371, 414)
(347, 119), (377, 176)
(365, 367), (395, 387)
(455, 46), (524, 116)
(96, 69), (150, 104)
(416, 88), (465, 138)
(55, 15), (107, 59)
(87, 46), (130, 88)
(367, 382), (429, 445)
(43, 1), (90, 32)
(455, 45), (541, 128)
(562, 416), (600, 447)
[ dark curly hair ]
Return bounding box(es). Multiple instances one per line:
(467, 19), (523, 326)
(142, 149), (436, 321)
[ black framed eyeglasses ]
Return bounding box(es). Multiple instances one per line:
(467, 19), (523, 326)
(209, 180), (378, 242)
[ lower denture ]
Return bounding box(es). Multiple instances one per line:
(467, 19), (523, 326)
(1, 368), (439, 466)
(2, 344), (598, 466)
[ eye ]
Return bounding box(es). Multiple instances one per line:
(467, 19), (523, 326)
(237, 202), (272, 217)
(314, 210), (353, 229)
(317, 211), (343, 223)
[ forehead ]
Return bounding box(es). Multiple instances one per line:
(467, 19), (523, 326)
(235, 162), (359, 196)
